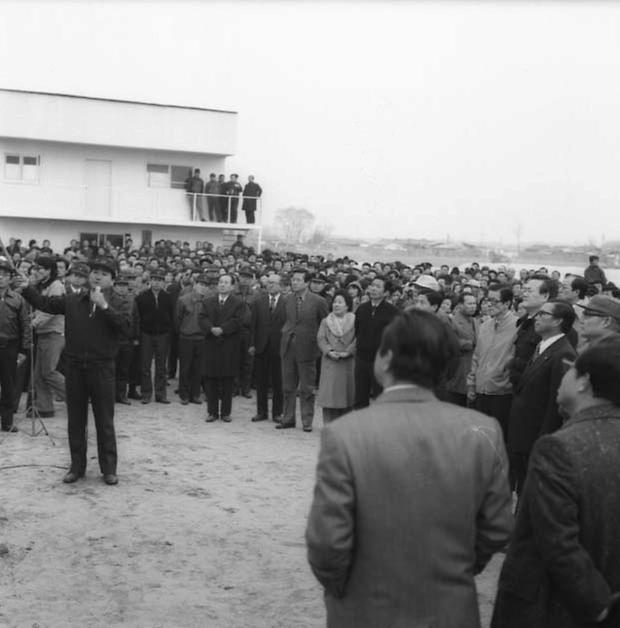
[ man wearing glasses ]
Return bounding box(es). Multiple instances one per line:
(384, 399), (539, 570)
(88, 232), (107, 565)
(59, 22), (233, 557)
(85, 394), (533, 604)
(507, 300), (577, 496)
(577, 295), (620, 351)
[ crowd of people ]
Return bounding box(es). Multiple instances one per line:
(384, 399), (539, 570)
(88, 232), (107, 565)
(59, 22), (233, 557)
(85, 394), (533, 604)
(184, 170), (262, 224)
(1, 234), (620, 625)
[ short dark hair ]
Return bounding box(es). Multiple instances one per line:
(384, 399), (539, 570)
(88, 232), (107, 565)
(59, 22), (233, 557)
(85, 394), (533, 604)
(457, 292), (477, 305)
(589, 255), (599, 263)
(570, 276), (588, 300)
(548, 300), (577, 334)
(291, 267), (311, 283)
(528, 274), (560, 299)
(575, 338), (620, 406)
(371, 274), (393, 293)
(378, 310), (460, 389)
(331, 289), (353, 312)
(488, 283), (514, 305)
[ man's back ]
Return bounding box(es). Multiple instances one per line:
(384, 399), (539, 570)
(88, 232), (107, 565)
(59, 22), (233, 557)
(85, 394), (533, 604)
(306, 387), (513, 628)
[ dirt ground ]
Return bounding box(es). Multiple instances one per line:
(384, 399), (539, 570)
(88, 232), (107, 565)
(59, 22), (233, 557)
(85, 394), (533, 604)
(0, 387), (502, 628)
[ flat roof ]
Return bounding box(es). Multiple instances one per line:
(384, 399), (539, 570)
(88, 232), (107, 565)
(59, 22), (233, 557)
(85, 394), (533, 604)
(0, 88), (237, 115)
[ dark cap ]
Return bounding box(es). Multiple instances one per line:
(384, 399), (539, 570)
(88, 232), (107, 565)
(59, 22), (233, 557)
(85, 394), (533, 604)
(578, 295), (620, 321)
(238, 266), (254, 278)
(34, 255), (57, 271)
(69, 262), (90, 278)
(89, 257), (117, 278)
(115, 275), (130, 286)
(309, 272), (327, 283)
(195, 273), (210, 285)
(150, 269), (166, 280)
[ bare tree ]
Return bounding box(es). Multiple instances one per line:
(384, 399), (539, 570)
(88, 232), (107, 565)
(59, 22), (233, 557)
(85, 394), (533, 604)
(275, 207), (316, 244)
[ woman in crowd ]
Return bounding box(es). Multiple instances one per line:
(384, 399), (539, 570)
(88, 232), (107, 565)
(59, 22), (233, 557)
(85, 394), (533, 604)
(316, 290), (356, 423)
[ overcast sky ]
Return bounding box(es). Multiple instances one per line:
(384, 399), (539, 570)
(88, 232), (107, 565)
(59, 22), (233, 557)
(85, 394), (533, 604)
(2, 1), (620, 245)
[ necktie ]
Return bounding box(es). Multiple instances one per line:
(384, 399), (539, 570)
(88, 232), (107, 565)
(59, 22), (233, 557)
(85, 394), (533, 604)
(270, 296), (276, 313)
(532, 343), (541, 361)
(296, 296), (302, 320)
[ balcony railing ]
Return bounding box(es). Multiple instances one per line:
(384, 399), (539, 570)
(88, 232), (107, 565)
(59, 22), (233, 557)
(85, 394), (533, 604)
(0, 180), (262, 228)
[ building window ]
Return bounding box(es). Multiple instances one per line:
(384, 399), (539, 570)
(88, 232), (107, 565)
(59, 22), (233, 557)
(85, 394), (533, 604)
(147, 163), (193, 189)
(4, 154), (39, 182)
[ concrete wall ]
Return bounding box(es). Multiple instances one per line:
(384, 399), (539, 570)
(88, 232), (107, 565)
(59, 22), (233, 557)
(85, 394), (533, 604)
(0, 216), (256, 253)
(0, 138), (228, 222)
(0, 90), (237, 155)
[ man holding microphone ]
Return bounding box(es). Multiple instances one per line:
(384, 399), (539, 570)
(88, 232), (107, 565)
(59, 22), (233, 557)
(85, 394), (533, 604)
(18, 258), (131, 485)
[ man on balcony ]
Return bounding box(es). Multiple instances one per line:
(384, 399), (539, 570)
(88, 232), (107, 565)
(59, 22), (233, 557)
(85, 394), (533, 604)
(242, 175), (263, 224)
(185, 168), (205, 221)
(224, 173), (243, 224)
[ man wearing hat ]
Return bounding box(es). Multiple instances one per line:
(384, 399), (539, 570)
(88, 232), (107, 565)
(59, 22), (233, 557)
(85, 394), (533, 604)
(578, 295), (620, 351)
(176, 274), (209, 404)
(67, 262), (90, 294)
(0, 259), (31, 432)
(18, 257), (131, 484)
(113, 273), (136, 405)
(134, 269), (174, 404)
(234, 266), (256, 398)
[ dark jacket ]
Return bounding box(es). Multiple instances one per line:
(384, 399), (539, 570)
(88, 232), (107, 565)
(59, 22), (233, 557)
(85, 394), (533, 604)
(584, 264), (607, 286)
(509, 315), (538, 388)
(507, 335), (576, 455)
(354, 299), (399, 362)
(135, 289), (174, 336)
(0, 289), (32, 352)
(22, 286), (130, 362)
(242, 181), (262, 212)
(199, 294), (243, 377)
(250, 292), (286, 355)
(492, 403), (620, 628)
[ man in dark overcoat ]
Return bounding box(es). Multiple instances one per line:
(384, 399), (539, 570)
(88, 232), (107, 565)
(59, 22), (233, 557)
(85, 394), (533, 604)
(507, 300), (577, 495)
(492, 338), (620, 628)
(199, 274), (243, 422)
(241, 175), (262, 224)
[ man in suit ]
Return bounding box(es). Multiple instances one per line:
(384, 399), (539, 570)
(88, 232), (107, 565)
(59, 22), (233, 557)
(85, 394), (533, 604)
(492, 339), (620, 628)
(278, 268), (328, 432)
(353, 276), (398, 408)
(306, 310), (513, 628)
(135, 269), (174, 404)
(249, 273), (286, 422)
(507, 300), (577, 496)
(199, 274), (243, 422)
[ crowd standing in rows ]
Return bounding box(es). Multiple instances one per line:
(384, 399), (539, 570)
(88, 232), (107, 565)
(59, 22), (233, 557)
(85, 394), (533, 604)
(1, 236), (620, 625)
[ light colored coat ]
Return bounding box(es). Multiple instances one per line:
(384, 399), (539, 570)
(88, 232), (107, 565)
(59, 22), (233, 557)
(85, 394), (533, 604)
(316, 314), (356, 409)
(306, 387), (513, 628)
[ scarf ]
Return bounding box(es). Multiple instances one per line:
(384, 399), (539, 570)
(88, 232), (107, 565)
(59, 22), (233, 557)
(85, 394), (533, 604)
(325, 311), (355, 338)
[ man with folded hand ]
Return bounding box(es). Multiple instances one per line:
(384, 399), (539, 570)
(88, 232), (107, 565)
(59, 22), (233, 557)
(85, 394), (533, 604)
(19, 257), (131, 486)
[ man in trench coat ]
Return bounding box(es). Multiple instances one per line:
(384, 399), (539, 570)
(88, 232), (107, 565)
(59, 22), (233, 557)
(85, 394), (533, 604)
(199, 274), (243, 422)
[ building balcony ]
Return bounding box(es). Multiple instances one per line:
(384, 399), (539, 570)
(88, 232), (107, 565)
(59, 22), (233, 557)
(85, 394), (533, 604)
(0, 180), (262, 230)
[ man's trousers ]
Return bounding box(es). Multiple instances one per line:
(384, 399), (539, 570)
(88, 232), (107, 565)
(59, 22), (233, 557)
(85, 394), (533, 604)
(141, 333), (169, 400)
(255, 347), (282, 419)
(281, 341), (316, 428)
(178, 337), (205, 401)
(33, 332), (65, 413)
(65, 359), (117, 475)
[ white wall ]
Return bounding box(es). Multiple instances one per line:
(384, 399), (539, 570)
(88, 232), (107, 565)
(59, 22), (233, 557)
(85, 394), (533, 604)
(0, 90), (237, 155)
(0, 216), (257, 253)
(0, 138), (228, 222)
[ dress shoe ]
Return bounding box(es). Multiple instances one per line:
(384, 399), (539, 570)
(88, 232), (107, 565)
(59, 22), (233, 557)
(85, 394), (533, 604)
(103, 474), (118, 485)
(205, 415), (218, 422)
(118, 395), (131, 406)
(156, 398), (171, 404)
(62, 471), (83, 483)
(275, 422), (295, 430)
(180, 398), (189, 406)
(221, 415), (232, 423)
(242, 390), (252, 399)
(303, 426), (313, 433)
(127, 389), (141, 400)
(251, 415), (268, 422)
(272, 415), (282, 423)
(1, 425), (18, 433)
(141, 397), (151, 405)
(190, 398), (202, 405)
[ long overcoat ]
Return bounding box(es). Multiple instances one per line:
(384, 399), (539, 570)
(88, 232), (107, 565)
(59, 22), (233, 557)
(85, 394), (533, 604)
(199, 294), (243, 377)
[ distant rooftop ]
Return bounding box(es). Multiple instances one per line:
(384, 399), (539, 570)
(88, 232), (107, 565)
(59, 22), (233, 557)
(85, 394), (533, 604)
(0, 88), (237, 115)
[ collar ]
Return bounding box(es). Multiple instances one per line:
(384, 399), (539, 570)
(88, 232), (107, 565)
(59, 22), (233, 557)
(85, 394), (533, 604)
(219, 295), (229, 303)
(295, 288), (308, 301)
(376, 385), (436, 404)
(565, 403), (620, 428)
(539, 333), (564, 354)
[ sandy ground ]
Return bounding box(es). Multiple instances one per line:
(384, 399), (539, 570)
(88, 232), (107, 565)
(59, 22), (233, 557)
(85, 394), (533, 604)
(0, 386), (502, 628)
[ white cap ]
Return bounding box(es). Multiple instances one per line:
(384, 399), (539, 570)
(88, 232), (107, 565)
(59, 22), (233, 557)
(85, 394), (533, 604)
(413, 275), (440, 292)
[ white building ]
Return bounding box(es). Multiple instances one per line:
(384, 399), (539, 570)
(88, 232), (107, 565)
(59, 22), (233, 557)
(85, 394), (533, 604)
(0, 89), (262, 252)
